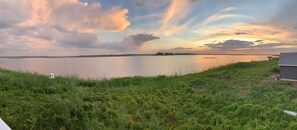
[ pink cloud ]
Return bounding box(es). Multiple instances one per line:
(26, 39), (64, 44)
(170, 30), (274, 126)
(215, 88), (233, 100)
(16, 0), (130, 32)
(0, 0), (133, 55)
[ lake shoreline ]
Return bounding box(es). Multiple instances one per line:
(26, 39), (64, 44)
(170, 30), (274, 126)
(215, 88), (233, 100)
(0, 53), (273, 59)
(0, 55), (269, 79)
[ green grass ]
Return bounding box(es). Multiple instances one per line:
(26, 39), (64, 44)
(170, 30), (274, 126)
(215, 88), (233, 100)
(1, 60), (297, 129)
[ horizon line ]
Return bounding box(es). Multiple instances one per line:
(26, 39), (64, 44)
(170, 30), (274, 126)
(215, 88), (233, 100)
(0, 53), (278, 59)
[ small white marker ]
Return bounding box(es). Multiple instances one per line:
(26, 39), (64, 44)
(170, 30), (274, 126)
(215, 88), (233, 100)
(0, 118), (11, 130)
(48, 73), (55, 79)
(284, 110), (297, 116)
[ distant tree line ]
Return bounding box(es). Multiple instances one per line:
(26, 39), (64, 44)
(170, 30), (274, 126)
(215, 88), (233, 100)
(156, 52), (174, 55)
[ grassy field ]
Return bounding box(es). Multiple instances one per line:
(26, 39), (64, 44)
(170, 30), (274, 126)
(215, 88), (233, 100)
(1, 59), (297, 129)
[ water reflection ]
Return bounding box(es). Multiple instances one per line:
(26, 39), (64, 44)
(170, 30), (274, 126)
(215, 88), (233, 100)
(0, 55), (268, 79)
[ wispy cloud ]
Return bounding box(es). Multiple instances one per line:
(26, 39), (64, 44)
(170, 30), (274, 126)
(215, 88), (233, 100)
(200, 7), (253, 26)
(130, 13), (164, 22)
(202, 14), (254, 25)
(220, 7), (239, 12)
(157, 0), (199, 36)
(171, 47), (193, 51)
(132, 0), (168, 8)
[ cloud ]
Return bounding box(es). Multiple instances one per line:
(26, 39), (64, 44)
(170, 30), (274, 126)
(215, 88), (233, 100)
(192, 22), (294, 44)
(205, 39), (296, 50)
(46, 29), (159, 51)
(255, 40), (263, 43)
(98, 33), (160, 51)
(272, 0), (297, 26)
(132, 0), (168, 7)
(31, 26), (160, 51)
(190, 1), (297, 52)
(4, 0), (130, 32)
(220, 7), (239, 12)
(171, 47), (193, 51)
(0, 0), (135, 55)
(205, 40), (254, 50)
(234, 32), (248, 35)
(271, 0), (297, 39)
(0, 22), (159, 54)
(0, 1), (28, 29)
(131, 13), (164, 22)
(162, 0), (186, 25)
(51, 4), (130, 32)
(158, 0), (199, 36)
(2, 24), (101, 50)
(0, 25), (58, 53)
(201, 7), (254, 25)
(56, 28), (100, 48)
(255, 43), (294, 48)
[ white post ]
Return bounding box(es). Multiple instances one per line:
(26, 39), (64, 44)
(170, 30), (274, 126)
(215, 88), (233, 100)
(284, 110), (297, 116)
(0, 118), (11, 130)
(48, 73), (55, 79)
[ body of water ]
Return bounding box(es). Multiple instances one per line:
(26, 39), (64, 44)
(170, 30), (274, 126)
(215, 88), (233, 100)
(0, 55), (268, 79)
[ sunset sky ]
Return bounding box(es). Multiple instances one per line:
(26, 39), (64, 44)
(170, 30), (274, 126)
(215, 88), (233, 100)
(0, 0), (297, 55)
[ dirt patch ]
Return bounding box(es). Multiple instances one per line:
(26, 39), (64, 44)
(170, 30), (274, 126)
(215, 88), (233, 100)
(261, 74), (280, 85)
(193, 88), (208, 93)
(236, 88), (248, 97)
(292, 82), (297, 87)
(261, 74), (297, 88)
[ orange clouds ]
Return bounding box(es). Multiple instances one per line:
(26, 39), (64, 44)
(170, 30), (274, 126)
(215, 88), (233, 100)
(159, 0), (196, 36)
(18, 0), (52, 26)
(193, 22), (296, 45)
(17, 0), (130, 32)
(162, 0), (186, 25)
(0, 0), (132, 55)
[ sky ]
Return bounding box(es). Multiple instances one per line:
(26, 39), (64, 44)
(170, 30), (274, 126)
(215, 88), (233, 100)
(0, 0), (297, 56)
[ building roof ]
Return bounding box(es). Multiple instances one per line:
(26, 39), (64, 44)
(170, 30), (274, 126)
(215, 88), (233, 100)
(279, 52), (297, 66)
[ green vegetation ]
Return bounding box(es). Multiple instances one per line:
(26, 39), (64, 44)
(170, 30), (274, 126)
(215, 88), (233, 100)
(1, 60), (297, 129)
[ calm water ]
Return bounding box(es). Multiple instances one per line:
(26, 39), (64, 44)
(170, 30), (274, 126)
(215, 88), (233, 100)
(0, 55), (268, 79)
